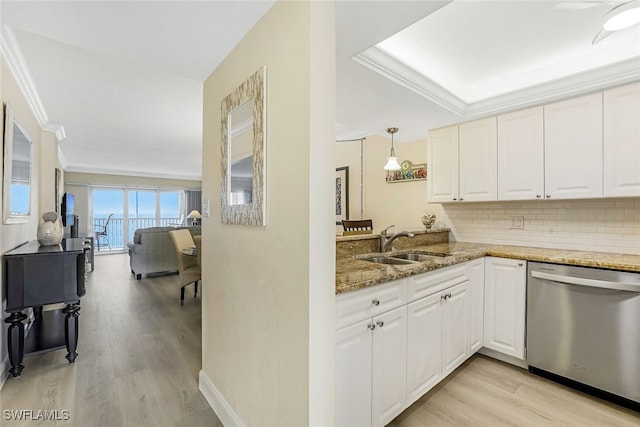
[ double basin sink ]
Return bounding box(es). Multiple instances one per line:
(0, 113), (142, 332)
(357, 251), (447, 265)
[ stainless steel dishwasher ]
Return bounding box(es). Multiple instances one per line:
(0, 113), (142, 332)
(527, 262), (640, 408)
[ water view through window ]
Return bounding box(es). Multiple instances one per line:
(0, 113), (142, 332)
(92, 188), (183, 252)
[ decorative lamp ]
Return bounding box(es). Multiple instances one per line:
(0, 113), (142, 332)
(383, 127), (402, 171)
(187, 209), (201, 226)
(37, 211), (63, 246)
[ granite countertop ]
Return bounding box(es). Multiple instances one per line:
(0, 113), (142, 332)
(335, 242), (640, 294)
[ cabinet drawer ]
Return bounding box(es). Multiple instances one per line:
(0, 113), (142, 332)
(336, 279), (407, 329)
(408, 263), (468, 302)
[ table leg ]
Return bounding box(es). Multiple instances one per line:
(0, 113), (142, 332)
(62, 303), (80, 363)
(5, 311), (27, 377)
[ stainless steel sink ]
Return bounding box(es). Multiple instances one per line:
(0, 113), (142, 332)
(389, 253), (442, 262)
(359, 256), (415, 265)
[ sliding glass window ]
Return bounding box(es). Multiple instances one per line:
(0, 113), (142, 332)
(91, 187), (185, 253)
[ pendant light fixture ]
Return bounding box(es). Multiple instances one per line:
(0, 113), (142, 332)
(383, 127), (401, 171)
(603, 1), (640, 31)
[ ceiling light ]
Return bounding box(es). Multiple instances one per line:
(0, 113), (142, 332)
(383, 127), (402, 171)
(603, 1), (640, 31)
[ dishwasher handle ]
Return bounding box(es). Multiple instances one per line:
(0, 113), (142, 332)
(531, 270), (640, 293)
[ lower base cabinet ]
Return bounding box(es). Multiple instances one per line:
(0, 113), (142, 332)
(406, 281), (469, 406)
(336, 259), (486, 426)
(483, 256), (526, 359)
(335, 305), (407, 427)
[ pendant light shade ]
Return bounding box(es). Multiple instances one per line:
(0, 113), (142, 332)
(384, 127), (402, 171)
(603, 1), (640, 31)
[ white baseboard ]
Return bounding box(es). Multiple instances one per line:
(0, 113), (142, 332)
(479, 347), (528, 370)
(0, 355), (9, 390)
(199, 370), (245, 427)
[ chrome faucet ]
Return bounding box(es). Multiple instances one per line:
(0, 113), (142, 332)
(380, 225), (415, 252)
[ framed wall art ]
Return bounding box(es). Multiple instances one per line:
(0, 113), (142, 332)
(335, 166), (349, 225)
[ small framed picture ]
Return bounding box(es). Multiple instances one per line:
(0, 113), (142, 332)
(336, 166), (349, 225)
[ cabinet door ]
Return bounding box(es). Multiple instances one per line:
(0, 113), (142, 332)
(427, 125), (459, 203)
(484, 257), (526, 359)
(442, 282), (469, 377)
(544, 92), (603, 199)
(604, 82), (640, 197)
(459, 117), (498, 202)
(466, 258), (485, 354)
(371, 306), (407, 427)
(335, 319), (372, 427)
(406, 292), (443, 406)
(497, 106), (544, 200)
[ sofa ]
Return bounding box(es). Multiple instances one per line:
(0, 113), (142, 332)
(127, 226), (201, 280)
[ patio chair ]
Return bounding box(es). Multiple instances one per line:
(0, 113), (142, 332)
(94, 213), (113, 251)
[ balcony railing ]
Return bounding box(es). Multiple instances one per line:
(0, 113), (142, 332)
(93, 216), (182, 252)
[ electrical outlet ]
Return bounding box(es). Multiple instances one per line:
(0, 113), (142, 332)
(510, 215), (524, 229)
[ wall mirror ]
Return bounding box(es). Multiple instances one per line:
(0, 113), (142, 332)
(3, 102), (33, 224)
(221, 66), (266, 226)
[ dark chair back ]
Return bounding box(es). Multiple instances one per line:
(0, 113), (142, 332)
(342, 219), (373, 236)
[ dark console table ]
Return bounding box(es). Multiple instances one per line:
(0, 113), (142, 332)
(3, 238), (88, 377)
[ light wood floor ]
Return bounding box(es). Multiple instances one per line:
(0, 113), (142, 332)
(0, 253), (222, 427)
(390, 354), (640, 427)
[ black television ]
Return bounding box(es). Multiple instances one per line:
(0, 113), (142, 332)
(61, 192), (75, 226)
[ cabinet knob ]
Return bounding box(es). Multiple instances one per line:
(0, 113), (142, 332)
(518, 263), (524, 267)
(371, 299), (380, 306)
(536, 194), (541, 198)
(367, 324), (376, 331)
(459, 198), (464, 201)
(376, 320), (384, 328)
(546, 194), (551, 199)
(453, 198), (457, 201)
(441, 295), (447, 300)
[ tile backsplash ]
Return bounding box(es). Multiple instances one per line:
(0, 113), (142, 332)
(441, 198), (640, 255)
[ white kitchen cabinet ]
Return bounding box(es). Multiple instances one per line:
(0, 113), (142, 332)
(441, 282), (469, 377)
(406, 264), (475, 407)
(466, 258), (485, 353)
(427, 125), (459, 203)
(544, 92), (603, 199)
(335, 318), (373, 427)
(459, 117), (498, 202)
(428, 119), (498, 203)
(483, 257), (527, 359)
(604, 82), (640, 198)
(406, 292), (442, 406)
(335, 280), (408, 427)
(371, 306), (407, 427)
(497, 106), (545, 200)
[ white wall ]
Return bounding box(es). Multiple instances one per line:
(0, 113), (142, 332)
(335, 134), (445, 234)
(200, 2), (335, 425)
(1, 55), (44, 387)
(442, 198), (640, 254)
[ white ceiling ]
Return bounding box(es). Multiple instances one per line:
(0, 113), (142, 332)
(1, 1), (639, 179)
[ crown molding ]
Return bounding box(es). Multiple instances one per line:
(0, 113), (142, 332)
(63, 165), (202, 182)
(354, 46), (640, 119)
(43, 123), (67, 142)
(1, 26), (67, 143)
(353, 47), (468, 116)
(230, 116), (253, 138)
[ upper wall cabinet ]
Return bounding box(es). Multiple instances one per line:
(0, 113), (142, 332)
(603, 82), (640, 198)
(427, 125), (459, 203)
(458, 117), (498, 202)
(497, 106), (544, 201)
(544, 92), (603, 200)
(427, 118), (497, 203)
